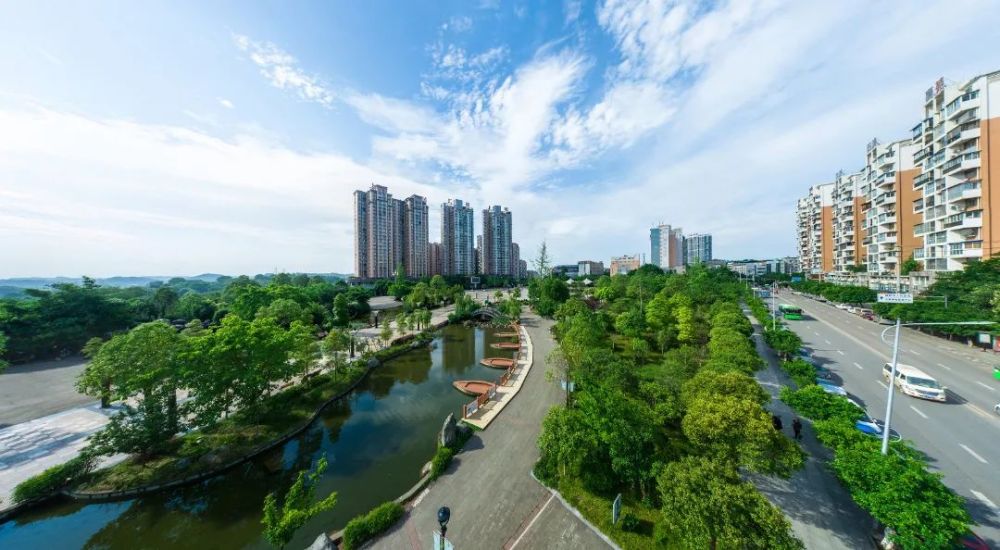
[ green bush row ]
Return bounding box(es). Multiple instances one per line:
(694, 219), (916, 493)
(745, 292), (802, 358)
(790, 280), (876, 304)
(341, 501), (405, 550)
(781, 359), (816, 389)
(779, 386), (970, 548)
(429, 447), (455, 480)
(12, 454), (95, 503)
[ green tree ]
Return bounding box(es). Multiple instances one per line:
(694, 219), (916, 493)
(262, 456), (338, 548)
(657, 456), (803, 550)
(151, 286), (180, 318)
(533, 241), (552, 276)
(174, 292), (216, 322)
(0, 330), (8, 372)
(257, 298), (310, 328)
(682, 395), (802, 476)
(79, 321), (185, 456)
(81, 337), (109, 406)
(182, 316), (312, 425)
(614, 309), (645, 338)
(536, 406), (595, 481)
(332, 293), (350, 327)
(379, 322), (393, 348)
(900, 255), (920, 276)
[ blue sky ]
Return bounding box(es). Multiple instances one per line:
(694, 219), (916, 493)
(2, 0), (1000, 277)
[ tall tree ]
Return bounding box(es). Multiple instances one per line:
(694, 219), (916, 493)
(533, 241), (551, 276)
(79, 321), (185, 456)
(657, 456), (803, 550)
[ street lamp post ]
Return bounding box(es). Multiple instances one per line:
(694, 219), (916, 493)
(878, 319), (994, 454)
(771, 281), (777, 331)
(437, 506), (451, 550)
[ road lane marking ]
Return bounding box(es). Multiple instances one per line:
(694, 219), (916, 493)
(959, 444), (989, 464)
(971, 490), (998, 512)
(909, 405), (928, 419)
(836, 350), (844, 356)
(910, 350), (921, 356)
(825, 339), (832, 345)
(877, 380), (888, 390)
(813, 331), (820, 336)
(508, 493), (555, 550)
(853, 362), (864, 370)
(936, 363), (952, 371)
(411, 488), (430, 508)
(975, 381), (996, 392)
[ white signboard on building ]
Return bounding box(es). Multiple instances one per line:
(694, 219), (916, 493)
(877, 293), (913, 304)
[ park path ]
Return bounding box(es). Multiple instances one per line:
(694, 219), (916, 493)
(372, 312), (611, 550)
(744, 308), (875, 550)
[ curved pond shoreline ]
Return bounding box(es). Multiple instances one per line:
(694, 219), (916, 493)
(0, 324), (516, 550)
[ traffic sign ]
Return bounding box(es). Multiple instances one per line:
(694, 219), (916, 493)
(877, 292), (913, 304)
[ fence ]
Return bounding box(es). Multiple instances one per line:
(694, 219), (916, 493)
(462, 392), (490, 419)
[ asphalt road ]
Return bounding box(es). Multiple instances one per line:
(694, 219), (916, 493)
(0, 356), (94, 427)
(777, 291), (1000, 546)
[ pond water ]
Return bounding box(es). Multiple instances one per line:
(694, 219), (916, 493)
(0, 324), (512, 549)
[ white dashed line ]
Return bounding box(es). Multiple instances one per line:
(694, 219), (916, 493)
(909, 405), (928, 419)
(971, 490), (997, 512)
(936, 363), (952, 371)
(959, 444), (989, 464)
(910, 350), (921, 356)
(877, 380), (888, 390)
(825, 339), (832, 345)
(813, 331), (820, 336)
(836, 350), (844, 356)
(853, 362), (864, 370)
(975, 381), (996, 392)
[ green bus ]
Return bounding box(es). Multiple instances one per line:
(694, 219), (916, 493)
(779, 304), (803, 320)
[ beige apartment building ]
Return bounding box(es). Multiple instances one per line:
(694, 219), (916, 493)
(799, 70), (1000, 288)
(609, 255), (641, 276)
(796, 183), (834, 275)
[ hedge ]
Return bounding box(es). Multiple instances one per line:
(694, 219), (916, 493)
(341, 501), (405, 550)
(429, 447), (455, 480)
(780, 359), (816, 389)
(13, 454), (95, 503)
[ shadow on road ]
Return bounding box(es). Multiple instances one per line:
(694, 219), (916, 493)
(2, 355), (86, 375)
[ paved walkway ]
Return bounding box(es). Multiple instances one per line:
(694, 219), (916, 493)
(462, 324), (533, 430)
(372, 313), (611, 550)
(0, 356), (93, 427)
(0, 403), (117, 508)
(745, 309), (874, 550)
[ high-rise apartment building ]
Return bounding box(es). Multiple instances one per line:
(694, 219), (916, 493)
(482, 205), (513, 276)
(428, 242), (443, 276)
(511, 242), (521, 278)
(798, 70), (1000, 287)
(860, 139), (922, 276)
(577, 260), (605, 276)
(650, 224), (684, 269)
(441, 199), (475, 276)
(683, 233), (713, 265)
(354, 184), (403, 279)
(830, 169), (866, 273)
(796, 183), (834, 274)
(912, 72), (1000, 271)
(402, 195), (429, 278)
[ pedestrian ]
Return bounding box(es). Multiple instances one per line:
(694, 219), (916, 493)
(772, 414), (783, 432)
(792, 417), (803, 440)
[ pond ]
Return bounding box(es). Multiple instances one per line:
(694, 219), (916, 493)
(0, 323), (513, 549)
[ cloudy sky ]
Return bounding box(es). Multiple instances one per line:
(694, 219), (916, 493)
(2, 0), (999, 277)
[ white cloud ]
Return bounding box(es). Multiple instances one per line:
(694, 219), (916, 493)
(564, 0), (582, 25)
(233, 34), (335, 108)
(218, 98), (235, 109)
(442, 15), (473, 33)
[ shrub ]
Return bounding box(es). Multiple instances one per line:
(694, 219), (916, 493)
(781, 359), (817, 389)
(341, 501), (405, 550)
(618, 511), (640, 532)
(430, 446), (455, 480)
(12, 454), (94, 503)
(779, 386), (863, 423)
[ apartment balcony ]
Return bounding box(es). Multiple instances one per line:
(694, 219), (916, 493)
(878, 215), (897, 225)
(942, 151), (980, 174)
(913, 171), (933, 188)
(953, 107), (980, 126)
(914, 221), (935, 235)
(945, 124), (980, 147)
(949, 240), (983, 259)
(913, 146), (933, 163)
(913, 248), (925, 259)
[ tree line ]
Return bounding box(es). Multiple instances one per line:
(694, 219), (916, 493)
(533, 265), (806, 549)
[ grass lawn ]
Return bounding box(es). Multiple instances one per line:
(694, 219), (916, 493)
(555, 478), (669, 550)
(77, 364), (368, 492)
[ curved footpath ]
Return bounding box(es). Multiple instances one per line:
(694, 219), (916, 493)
(369, 312), (613, 550)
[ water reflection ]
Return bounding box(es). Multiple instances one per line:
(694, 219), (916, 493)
(0, 324), (505, 550)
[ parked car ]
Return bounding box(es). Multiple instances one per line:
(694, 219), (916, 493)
(835, 303), (850, 310)
(994, 402), (1000, 416)
(817, 380), (848, 396)
(814, 365), (835, 381)
(882, 363), (947, 402)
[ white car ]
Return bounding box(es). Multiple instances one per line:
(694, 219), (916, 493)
(882, 363), (947, 402)
(818, 381), (848, 396)
(994, 402), (1000, 415)
(835, 303), (849, 310)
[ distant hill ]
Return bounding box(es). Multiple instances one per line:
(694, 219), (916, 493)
(0, 272), (349, 298)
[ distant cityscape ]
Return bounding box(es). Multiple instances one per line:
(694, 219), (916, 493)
(353, 184), (527, 281)
(796, 70), (999, 292)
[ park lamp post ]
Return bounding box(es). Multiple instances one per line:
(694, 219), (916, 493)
(878, 319), (994, 455)
(437, 506), (451, 550)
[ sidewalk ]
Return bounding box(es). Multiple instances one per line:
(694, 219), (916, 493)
(745, 309), (874, 550)
(0, 403), (119, 509)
